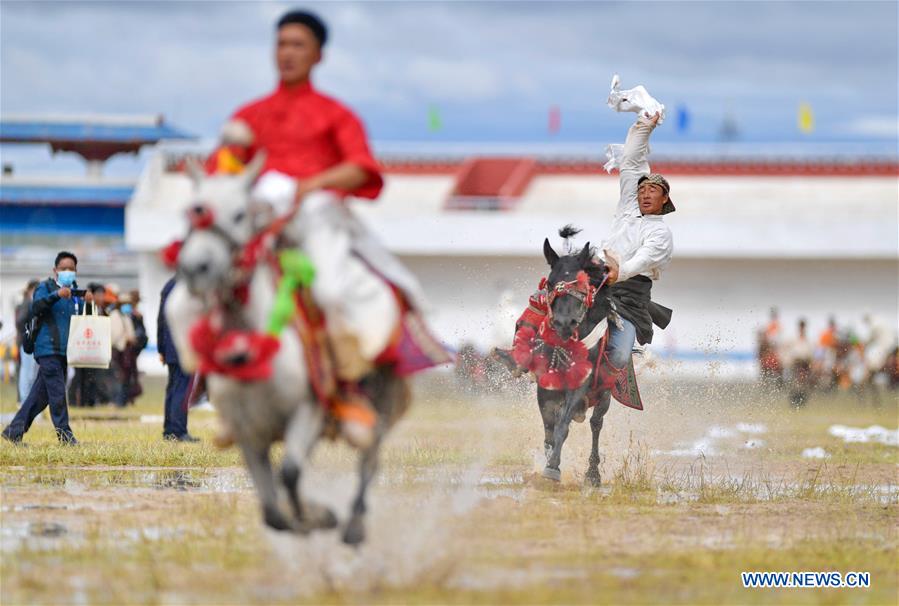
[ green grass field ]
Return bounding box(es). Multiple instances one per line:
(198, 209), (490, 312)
(1, 376), (896, 605)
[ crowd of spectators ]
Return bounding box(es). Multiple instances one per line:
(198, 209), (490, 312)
(65, 283), (148, 408)
(1, 252), (197, 445)
(8, 280), (149, 410)
(758, 307), (898, 407)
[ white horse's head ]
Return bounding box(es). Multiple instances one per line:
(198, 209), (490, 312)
(177, 154), (267, 299)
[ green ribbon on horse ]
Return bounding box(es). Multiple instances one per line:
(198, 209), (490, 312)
(266, 250), (316, 337)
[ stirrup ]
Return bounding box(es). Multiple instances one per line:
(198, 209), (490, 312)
(331, 393), (377, 450)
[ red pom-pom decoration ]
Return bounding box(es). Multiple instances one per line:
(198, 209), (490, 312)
(510, 317), (592, 391)
(161, 240), (183, 268)
(188, 205), (215, 229)
(189, 317), (281, 382)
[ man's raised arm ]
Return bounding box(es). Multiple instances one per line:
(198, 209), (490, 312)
(616, 113), (660, 218)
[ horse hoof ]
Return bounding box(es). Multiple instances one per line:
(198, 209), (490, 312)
(342, 516), (366, 546)
(584, 470), (602, 487)
(263, 505), (291, 531)
(542, 466), (561, 482)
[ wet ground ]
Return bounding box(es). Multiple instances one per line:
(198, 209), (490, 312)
(1, 378), (896, 604)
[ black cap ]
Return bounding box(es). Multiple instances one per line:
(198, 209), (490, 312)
(277, 10), (328, 47)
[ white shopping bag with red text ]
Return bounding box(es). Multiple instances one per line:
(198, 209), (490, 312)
(67, 305), (112, 368)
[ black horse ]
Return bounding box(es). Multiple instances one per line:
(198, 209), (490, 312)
(538, 235), (616, 486)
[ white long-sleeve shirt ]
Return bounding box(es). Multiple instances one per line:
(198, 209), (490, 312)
(600, 119), (673, 282)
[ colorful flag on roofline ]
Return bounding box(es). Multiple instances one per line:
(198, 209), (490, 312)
(427, 105), (442, 132)
(548, 105), (561, 135)
(798, 102), (814, 134)
(676, 104), (689, 133)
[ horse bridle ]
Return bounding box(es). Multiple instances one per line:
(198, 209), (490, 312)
(185, 204), (243, 250)
(171, 203), (280, 309)
(543, 271), (606, 325)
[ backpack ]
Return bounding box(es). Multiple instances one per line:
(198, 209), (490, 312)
(21, 279), (56, 355)
(22, 310), (42, 355)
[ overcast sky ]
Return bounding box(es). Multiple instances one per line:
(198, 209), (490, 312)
(1, 1), (897, 174)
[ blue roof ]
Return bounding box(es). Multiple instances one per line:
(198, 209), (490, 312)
(1, 205), (124, 235)
(0, 183), (134, 206)
(0, 119), (193, 144)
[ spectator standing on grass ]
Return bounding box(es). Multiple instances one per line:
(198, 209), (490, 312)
(815, 316), (839, 390)
(764, 307), (782, 345)
(106, 288), (136, 408)
(128, 291), (148, 401)
(782, 318), (814, 408)
(2, 252), (91, 444)
(157, 277), (198, 442)
(14, 279), (40, 404)
(117, 291), (146, 404)
(757, 306), (784, 388)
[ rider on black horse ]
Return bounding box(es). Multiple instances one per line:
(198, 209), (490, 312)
(499, 106), (675, 409)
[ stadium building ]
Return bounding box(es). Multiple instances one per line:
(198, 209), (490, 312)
(0, 114), (192, 335)
(123, 142), (898, 377)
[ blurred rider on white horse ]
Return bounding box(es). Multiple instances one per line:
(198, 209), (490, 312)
(189, 10), (448, 446)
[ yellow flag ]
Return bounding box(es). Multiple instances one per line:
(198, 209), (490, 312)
(798, 102), (814, 134)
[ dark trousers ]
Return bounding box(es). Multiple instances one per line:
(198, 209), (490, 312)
(3, 355), (74, 442)
(163, 364), (193, 437)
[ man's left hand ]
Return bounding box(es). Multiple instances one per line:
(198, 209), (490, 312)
(606, 265), (619, 284)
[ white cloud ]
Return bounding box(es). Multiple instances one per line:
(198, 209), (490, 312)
(839, 116), (899, 139)
(405, 57), (502, 102)
(0, 1), (896, 144)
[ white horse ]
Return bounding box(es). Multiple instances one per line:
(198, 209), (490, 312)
(165, 156), (409, 544)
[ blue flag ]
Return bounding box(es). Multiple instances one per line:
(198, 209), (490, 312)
(676, 104), (690, 133)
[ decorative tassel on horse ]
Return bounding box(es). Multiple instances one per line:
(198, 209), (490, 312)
(161, 239), (183, 269)
(189, 316), (281, 382)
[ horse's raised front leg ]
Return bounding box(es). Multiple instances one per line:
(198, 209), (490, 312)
(343, 438), (380, 546)
(585, 393), (611, 487)
(544, 382), (590, 481)
(240, 443), (290, 531)
(280, 402), (335, 533)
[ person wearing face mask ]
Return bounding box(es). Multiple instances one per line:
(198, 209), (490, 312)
(2, 251), (92, 444)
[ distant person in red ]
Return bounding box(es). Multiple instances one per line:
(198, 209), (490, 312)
(764, 307), (781, 345)
(205, 10), (447, 448)
(758, 307), (783, 388)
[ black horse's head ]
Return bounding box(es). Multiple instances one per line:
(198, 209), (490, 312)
(543, 236), (611, 340)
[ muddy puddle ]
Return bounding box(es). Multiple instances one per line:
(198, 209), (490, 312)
(0, 466), (253, 493)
